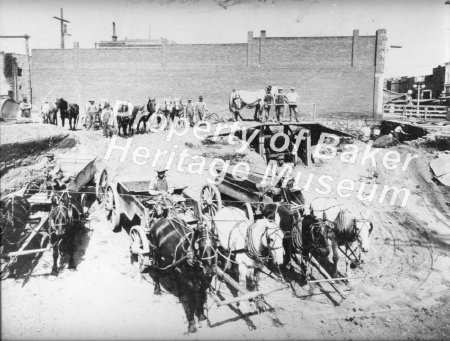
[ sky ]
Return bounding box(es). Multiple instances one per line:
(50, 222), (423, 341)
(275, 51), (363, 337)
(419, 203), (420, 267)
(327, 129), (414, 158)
(0, 0), (449, 78)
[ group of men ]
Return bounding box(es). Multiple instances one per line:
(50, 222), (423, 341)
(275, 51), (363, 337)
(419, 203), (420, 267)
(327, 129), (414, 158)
(230, 85), (301, 123)
(264, 86), (301, 122)
(83, 95), (208, 136)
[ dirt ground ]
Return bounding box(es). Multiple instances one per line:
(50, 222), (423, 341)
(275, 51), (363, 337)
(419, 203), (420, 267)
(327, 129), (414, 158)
(1, 121), (450, 340)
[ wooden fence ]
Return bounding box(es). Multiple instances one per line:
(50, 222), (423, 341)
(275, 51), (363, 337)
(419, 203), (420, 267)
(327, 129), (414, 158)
(383, 104), (449, 120)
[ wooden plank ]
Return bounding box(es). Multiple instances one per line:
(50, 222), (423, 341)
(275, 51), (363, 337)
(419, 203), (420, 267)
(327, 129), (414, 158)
(216, 284), (289, 306)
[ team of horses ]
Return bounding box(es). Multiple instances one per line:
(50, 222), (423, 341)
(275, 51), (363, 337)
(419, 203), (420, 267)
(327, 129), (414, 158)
(40, 97), (187, 135)
(41, 98), (79, 130)
(1, 185), (373, 334)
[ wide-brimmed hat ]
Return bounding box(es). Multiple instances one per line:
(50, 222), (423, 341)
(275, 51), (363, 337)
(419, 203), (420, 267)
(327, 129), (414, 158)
(155, 165), (168, 173)
(89, 98), (95, 102)
(46, 152), (55, 158)
(291, 87), (295, 90)
(199, 95), (203, 99)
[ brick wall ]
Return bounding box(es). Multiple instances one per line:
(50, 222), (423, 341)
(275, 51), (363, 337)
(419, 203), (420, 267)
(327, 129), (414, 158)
(0, 52), (30, 101)
(32, 29), (386, 118)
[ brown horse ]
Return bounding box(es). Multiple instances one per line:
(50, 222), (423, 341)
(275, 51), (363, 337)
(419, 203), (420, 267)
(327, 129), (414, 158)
(48, 192), (81, 275)
(149, 217), (217, 333)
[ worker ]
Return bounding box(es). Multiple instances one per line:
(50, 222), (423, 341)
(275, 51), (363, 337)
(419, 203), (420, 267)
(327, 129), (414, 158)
(393, 125), (407, 142)
(148, 166), (174, 197)
(286, 87), (300, 122)
(148, 166), (175, 217)
(85, 98), (99, 130)
(100, 101), (113, 138)
(19, 97), (32, 118)
(274, 88), (287, 122)
(194, 95), (207, 123)
(230, 94), (245, 122)
(185, 99), (195, 127)
(40, 153), (69, 190)
(262, 87), (274, 122)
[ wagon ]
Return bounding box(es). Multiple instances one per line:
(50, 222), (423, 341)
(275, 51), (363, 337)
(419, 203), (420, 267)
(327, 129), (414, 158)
(199, 164), (305, 221)
(102, 178), (201, 272)
(0, 154), (100, 279)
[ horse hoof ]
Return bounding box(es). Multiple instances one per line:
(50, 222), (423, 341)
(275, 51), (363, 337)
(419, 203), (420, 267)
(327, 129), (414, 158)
(188, 325), (197, 334)
(51, 270), (58, 276)
(198, 319), (210, 328)
(153, 289), (162, 296)
(68, 264), (76, 270)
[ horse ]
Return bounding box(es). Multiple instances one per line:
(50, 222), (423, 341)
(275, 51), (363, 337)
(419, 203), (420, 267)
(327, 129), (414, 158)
(230, 86), (280, 121)
(212, 207), (284, 294)
(0, 195), (31, 278)
(260, 203), (303, 271)
(112, 100), (134, 137)
(157, 98), (173, 130)
(41, 102), (58, 124)
(129, 98), (157, 134)
(169, 97), (184, 128)
(149, 217), (217, 334)
(56, 98), (79, 130)
(48, 192), (81, 276)
(331, 209), (374, 272)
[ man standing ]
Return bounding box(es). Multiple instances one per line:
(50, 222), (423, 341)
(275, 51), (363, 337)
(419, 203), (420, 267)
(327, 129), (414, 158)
(19, 97), (31, 118)
(101, 101), (113, 137)
(286, 87), (300, 122)
(185, 99), (195, 127)
(85, 98), (99, 130)
(274, 88), (287, 122)
(263, 87), (274, 122)
(194, 95), (207, 123)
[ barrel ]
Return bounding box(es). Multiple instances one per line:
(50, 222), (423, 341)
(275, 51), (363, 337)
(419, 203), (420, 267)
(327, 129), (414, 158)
(0, 98), (20, 120)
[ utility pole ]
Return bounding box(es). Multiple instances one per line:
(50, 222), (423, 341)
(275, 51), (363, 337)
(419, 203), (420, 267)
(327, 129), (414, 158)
(53, 8), (70, 49)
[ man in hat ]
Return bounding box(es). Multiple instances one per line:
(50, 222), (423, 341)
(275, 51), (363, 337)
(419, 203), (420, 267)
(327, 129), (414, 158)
(148, 166), (174, 197)
(85, 98), (99, 131)
(19, 97), (31, 118)
(148, 166), (175, 217)
(38, 153), (69, 190)
(100, 101), (114, 138)
(286, 87), (300, 122)
(194, 95), (207, 123)
(274, 88), (287, 122)
(262, 87), (274, 122)
(185, 99), (195, 127)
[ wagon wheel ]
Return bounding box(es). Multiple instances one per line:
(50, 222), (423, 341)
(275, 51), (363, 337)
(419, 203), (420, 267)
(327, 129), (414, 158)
(204, 112), (220, 123)
(242, 203), (254, 223)
(130, 225), (150, 273)
(95, 168), (108, 203)
(105, 186), (120, 231)
(200, 184), (222, 218)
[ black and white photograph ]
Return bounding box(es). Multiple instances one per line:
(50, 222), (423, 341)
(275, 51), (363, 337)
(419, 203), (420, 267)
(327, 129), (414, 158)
(1, 0), (449, 339)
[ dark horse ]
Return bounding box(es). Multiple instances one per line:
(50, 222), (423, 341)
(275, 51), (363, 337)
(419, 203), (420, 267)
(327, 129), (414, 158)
(48, 192), (81, 275)
(129, 98), (158, 134)
(262, 198), (331, 281)
(56, 98), (79, 130)
(0, 195), (31, 278)
(149, 217), (217, 334)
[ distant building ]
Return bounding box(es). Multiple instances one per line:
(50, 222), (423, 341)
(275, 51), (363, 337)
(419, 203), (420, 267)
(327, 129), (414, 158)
(95, 22), (176, 48)
(0, 52), (30, 102)
(385, 62), (449, 100)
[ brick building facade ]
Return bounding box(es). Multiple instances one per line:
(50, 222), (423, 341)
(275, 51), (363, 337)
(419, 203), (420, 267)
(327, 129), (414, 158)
(0, 52), (31, 102)
(31, 29), (386, 118)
